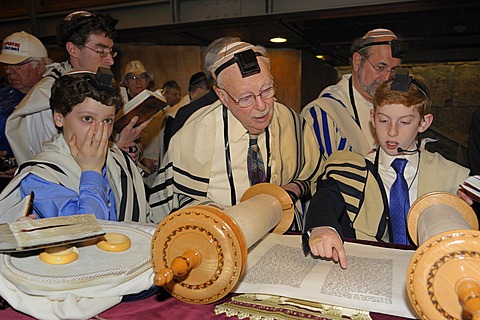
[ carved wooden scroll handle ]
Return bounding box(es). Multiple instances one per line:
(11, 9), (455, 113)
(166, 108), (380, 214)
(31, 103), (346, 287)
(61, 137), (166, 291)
(458, 279), (480, 320)
(154, 250), (202, 286)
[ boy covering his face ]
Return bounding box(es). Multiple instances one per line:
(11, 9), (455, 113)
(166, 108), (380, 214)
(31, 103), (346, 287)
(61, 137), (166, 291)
(0, 71), (163, 224)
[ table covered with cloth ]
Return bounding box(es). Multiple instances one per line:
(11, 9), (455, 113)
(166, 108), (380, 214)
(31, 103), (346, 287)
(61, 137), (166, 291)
(0, 291), (410, 320)
(0, 237), (415, 320)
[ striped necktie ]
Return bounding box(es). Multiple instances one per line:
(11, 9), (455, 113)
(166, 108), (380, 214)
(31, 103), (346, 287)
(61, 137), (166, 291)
(389, 158), (410, 245)
(247, 134), (266, 186)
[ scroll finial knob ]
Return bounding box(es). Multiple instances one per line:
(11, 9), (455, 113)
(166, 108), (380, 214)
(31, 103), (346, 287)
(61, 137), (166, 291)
(154, 250), (201, 286)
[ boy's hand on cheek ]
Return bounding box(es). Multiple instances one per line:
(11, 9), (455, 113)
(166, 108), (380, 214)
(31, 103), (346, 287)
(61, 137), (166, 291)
(69, 122), (109, 174)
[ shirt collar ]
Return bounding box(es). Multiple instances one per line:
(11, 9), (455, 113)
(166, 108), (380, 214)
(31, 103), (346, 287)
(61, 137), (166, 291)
(226, 107), (266, 142)
(378, 146), (419, 171)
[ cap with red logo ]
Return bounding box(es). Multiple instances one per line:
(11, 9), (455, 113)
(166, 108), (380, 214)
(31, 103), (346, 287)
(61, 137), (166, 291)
(0, 31), (48, 64)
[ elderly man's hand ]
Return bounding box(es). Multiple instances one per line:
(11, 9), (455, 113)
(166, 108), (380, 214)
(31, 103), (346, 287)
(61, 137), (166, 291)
(309, 226), (347, 269)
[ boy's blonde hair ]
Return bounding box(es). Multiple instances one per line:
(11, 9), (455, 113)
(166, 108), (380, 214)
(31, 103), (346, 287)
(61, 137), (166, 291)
(374, 74), (431, 117)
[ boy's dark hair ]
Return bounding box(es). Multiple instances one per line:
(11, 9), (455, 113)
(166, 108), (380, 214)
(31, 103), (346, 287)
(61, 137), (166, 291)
(50, 72), (123, 117)
(56, 11), (118, 56)
(188, 72), (211, 93)
(162, 80), (181, 92)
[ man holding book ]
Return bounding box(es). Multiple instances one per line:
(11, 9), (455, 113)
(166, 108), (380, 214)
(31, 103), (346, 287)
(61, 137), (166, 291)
(121, 60), (153, 100)
(6, 11), (147, 165)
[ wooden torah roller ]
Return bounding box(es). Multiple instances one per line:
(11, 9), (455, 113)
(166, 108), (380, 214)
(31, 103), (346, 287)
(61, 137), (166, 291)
(406, 192), (480, 319)
(150, 183), (294, 304)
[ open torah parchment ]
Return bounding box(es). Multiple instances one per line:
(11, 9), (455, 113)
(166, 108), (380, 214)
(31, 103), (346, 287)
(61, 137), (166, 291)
(233, 234), (417, 319)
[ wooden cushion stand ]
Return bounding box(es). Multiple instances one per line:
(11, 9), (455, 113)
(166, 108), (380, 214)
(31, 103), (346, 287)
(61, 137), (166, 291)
(406, 192), (480, 319)
(150, 183), (294, 304)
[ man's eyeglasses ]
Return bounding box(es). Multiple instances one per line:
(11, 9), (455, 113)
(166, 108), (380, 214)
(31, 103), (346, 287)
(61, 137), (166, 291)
(4, 59), (34, 70)
(362, 55), (398, 76)
(126, 74), (148, 81)
(219, 85), (276, 108)
(83, 45), (118, 58)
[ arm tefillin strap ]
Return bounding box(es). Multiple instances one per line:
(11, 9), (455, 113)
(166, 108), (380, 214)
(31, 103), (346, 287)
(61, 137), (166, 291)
(214, 49), (264, 78)
(391, 69), (428, 97)
(355, 40), (408, 59)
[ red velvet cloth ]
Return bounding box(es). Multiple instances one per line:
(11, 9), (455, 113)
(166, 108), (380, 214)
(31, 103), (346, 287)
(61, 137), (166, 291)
(0, 293), (410, 319)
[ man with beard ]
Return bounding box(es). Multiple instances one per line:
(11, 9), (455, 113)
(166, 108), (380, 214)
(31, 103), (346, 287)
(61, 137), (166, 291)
(301, 28), (406, 160)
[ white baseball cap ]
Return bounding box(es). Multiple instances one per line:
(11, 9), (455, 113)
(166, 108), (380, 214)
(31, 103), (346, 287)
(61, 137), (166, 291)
(0, 31), (48, 64)
(123, 60), (153, 81)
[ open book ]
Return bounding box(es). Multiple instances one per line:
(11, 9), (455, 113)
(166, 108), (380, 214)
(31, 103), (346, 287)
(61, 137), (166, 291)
(114, 89), (168, 133)
(0, 214), (105, 252)
(460, 175), (480, 202)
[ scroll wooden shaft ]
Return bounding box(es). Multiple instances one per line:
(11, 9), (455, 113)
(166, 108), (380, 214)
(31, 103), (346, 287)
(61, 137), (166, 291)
(154, 250), (201, 286)
(458, 279), (480, 320)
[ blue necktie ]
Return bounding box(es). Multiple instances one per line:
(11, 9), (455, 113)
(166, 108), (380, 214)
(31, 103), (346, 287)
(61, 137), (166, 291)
(389, 158), (410, 245)
(247, 134), (266, 186)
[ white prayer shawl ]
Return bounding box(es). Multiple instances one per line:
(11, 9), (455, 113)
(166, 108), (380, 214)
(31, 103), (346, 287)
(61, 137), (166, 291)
(149, 99), (321, 220)
(0, 134), (162, 224)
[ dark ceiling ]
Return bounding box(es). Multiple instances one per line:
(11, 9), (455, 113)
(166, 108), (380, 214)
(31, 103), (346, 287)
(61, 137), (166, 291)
(116, 0), (480, 66)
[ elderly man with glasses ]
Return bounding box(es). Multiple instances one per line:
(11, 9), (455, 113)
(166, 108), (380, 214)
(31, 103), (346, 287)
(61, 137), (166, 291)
(301, 28), (406, 160)
(0, 31), (51, 191)
(149, 37), (321, 231)
(6, 11), (147, 166)
(121, 60), (153, 100)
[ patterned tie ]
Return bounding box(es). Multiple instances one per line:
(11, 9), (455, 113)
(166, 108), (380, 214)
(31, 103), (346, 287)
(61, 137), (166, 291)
(389, 158), (410, 245)
(247, 134), (266, 186)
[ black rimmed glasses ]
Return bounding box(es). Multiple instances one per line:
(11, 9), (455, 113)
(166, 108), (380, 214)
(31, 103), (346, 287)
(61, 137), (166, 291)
(4, 59), (34, 70)
(126, 74), (148, 81)
(362, 55), (399, 76)
(83, 45), (118, 58)
(219, 85), (276, 108)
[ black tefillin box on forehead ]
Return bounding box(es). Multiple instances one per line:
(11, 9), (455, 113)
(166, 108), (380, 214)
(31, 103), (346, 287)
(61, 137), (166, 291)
(391, 69), (428, 97)
(215, 49), (264, 78)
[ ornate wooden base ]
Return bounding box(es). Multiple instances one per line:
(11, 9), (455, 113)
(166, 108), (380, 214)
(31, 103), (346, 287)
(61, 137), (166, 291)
(407, 229), (480, 319)
(151, 205), (246, 304)
(150, 183), (293, 304)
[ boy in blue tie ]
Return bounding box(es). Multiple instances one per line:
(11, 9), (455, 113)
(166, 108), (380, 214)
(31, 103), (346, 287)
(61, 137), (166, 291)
(303, 71), (470, 268)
